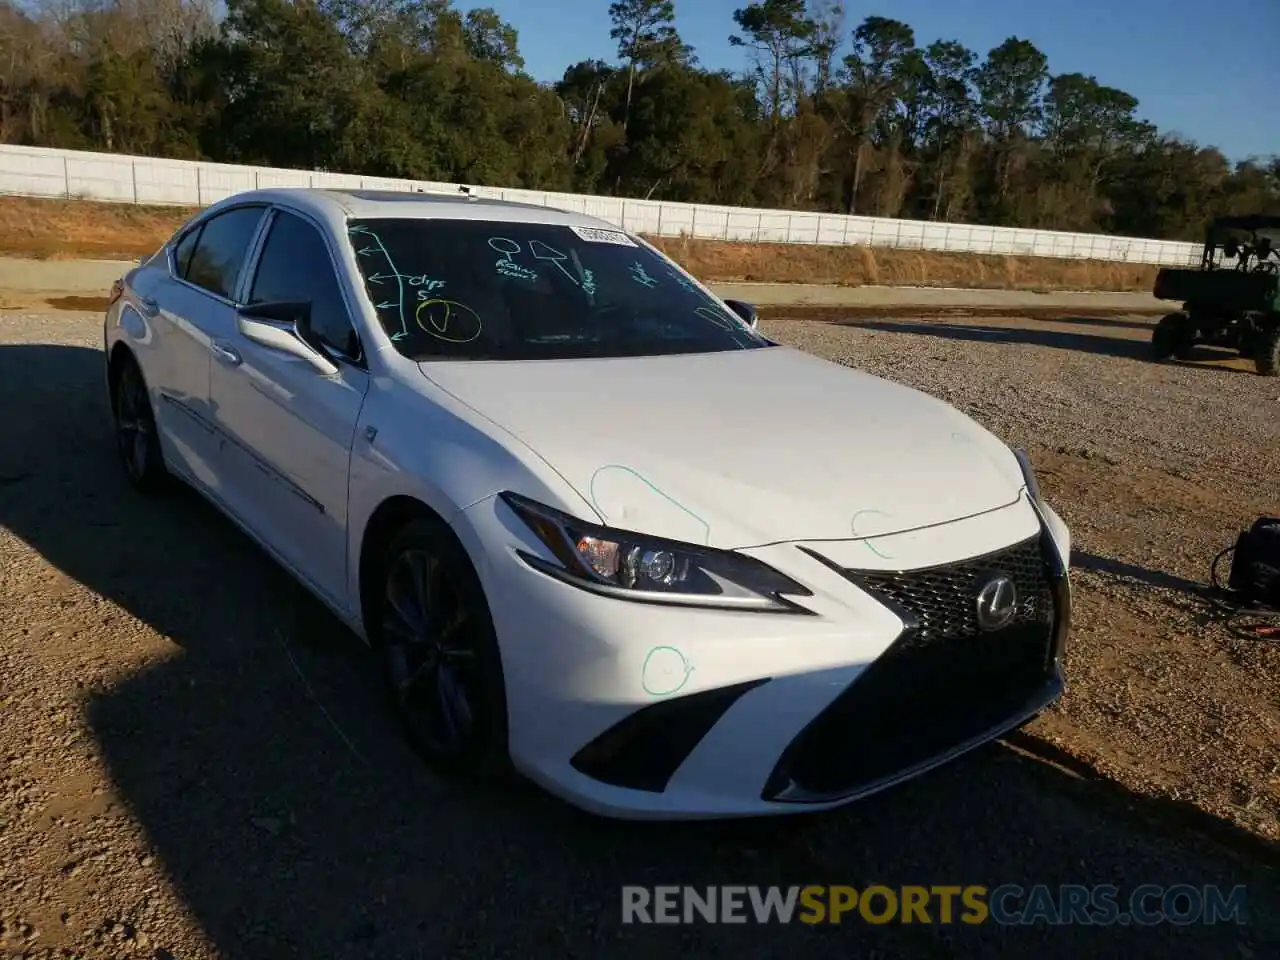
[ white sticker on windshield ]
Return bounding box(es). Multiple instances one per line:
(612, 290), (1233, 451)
(569, 225), (638, 247)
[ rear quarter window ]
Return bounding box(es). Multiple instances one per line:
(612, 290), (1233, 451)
(171, 227), (201, 278)
(184, 206), (267, 299)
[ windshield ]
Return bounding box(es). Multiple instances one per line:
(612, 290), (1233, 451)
(1212, 227), (1280, 271)
(346, 218), (772, 361)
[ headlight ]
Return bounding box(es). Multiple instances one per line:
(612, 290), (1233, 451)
(1013, 447), (1042, 502)
(500, 491), (814, 613)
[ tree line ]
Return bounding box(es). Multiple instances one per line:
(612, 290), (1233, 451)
(2, 0), (1277, 242)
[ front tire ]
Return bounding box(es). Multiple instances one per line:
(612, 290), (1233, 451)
(375, 517), (509, 778)
(1256, 325), (1280, 376)
(111, 356), (168, 493)
(1151, 313), (1195, 362)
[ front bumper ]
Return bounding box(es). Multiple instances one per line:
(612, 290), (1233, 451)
(457, 492), (1070, 820)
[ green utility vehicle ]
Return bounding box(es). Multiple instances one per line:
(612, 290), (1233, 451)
(1151, 214), (1280, 376)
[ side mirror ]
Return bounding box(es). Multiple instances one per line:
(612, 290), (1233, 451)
(723, 299), (759, 330)
(236, 300), (338, 376)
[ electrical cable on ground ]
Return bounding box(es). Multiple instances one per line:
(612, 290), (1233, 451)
(1206, 543), (1280, 640)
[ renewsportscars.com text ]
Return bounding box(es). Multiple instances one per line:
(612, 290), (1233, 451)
(621, 884), (1249, 926)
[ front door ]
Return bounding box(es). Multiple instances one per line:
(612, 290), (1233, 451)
(208, 207), (370, 610)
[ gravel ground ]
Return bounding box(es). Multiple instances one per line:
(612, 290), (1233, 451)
(773, 309), (1280, 839)
(715, 283), (1167, 311)
(0, 307), (1277, 959)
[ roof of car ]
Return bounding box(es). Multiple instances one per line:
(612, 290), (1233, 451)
(216, 186), (618, 230)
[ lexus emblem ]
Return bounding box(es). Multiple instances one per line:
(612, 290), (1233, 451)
(975, 575), (1018, 632)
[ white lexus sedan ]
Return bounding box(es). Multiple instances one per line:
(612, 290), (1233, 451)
(104, 187), (1072, 819)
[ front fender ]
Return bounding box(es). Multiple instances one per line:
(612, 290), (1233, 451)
(1038, 499), (1072, 570)
(344, 373), (600, 625)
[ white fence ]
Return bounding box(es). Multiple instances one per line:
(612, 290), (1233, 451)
(0, 143), (1202, 266)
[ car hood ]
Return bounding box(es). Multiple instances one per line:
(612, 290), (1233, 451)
(420, 346), (1024, 549)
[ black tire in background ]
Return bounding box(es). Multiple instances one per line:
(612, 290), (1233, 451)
(111, 355), (169, 493)
(1256, 324), (1280, 376)
(373, 516), (510, 779)
(1151, 313), (1195, 362)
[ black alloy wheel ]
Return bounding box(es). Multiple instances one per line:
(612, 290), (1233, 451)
(113, 358), (167, 492)
(378, 518), (508, 776)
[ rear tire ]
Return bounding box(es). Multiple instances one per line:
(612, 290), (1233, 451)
(372, 516), (510, 779)
(1256, 325), (1280, 376)
(111, 355), (169, 493)
(1151, 313), (1195, 362)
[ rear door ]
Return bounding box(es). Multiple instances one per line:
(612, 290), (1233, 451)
(208, 207), (370, 609)
(136, 205), (268, 488)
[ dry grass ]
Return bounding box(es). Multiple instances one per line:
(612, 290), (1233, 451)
(649, 234), (1160, 293)
(0, 195), (197, 260)
(0, 194), (1160, 293)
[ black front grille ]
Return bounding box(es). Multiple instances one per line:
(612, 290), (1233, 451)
(766, 534), (1064, 801)
(855, 535), (1051, 641)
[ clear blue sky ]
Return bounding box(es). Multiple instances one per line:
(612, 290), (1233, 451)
(464, 0), (1278, 162)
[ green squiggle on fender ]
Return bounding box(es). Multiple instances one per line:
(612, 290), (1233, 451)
(588, 465), (711, 546)
(851, 508), (895, 560)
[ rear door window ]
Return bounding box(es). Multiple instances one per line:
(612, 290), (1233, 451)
(185, 206), (267, 299)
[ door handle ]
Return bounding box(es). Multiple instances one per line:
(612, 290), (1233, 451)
(210, 340), (242, 366)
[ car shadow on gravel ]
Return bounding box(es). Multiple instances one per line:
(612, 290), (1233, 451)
(843, 318), (1149, 362)
(1070, 551), (1216, 600)
(1024, 315), (1156, 332)
(770, 306), (1166, 327)
(840, 319), (1253, 373)
(2, 343), (1278, 960)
